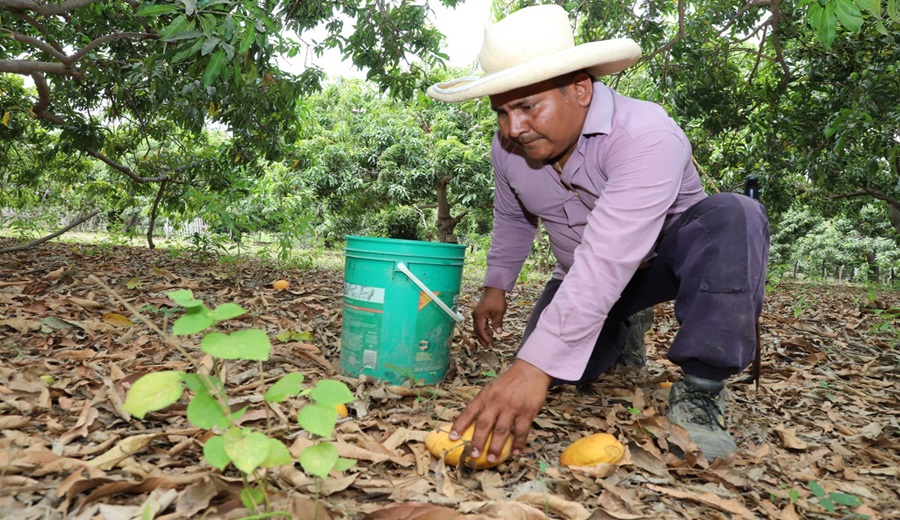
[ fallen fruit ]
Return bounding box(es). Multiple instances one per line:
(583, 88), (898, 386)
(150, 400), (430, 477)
(559, 433), (625, 467)
(272, 279), (290, 291)
(658, 381), (673, 389)
(424, 423), (512, 469)
(335, 403), (349, 418)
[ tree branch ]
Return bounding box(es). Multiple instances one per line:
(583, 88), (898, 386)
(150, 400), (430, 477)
(0, 59), (83, 78)
(746, 24), (769, 85)
(30, 71), (169, 184)
(85, 148), (168, 183)
(641, 0), (686, 63)
(0, 209), (101, 254)
(16, 11), (62, 52)
(70, 32), (159, 62)
(829, 189), (900, 209)
(732, 46), (776, 63)
(31, 73), (66, 125)
(1, 0), (104, 16)
(6, 31), (68, 61)
(768, 0), (792, 89)
(717, 0), (772, 36)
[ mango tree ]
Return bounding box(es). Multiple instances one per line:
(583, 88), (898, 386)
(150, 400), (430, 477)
(0, 0), (459, 248)
(545, 0), (898, 228)
(287, 77), (494, 244)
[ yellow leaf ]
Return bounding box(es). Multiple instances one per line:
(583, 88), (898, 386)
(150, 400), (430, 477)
(102, 312), (135, 327)
(88, 433), (161, 470)
(208, 100), (218, 116)
(126, 278), (142, 289)
(2, 111), (9, 127)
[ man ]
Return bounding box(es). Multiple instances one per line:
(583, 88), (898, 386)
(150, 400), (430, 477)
(427, 5), (770, 463)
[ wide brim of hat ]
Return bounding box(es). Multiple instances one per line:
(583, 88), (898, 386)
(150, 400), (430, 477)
(427, 38), (641, 103)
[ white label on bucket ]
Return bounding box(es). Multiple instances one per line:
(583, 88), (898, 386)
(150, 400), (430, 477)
(363, 349), (377, 369)
(344, 283), (385, 304)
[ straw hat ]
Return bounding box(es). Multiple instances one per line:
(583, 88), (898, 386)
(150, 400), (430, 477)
(427, 5), (642, 103)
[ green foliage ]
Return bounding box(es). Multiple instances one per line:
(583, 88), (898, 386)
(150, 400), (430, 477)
(4, 0), (899, 286)
(1, 0), (459, 250)
(800, 0), (899, 48)
(287, 78), (494, 244)
(371, 205), (423, 241)
(770, 204), (900, 281)
(870, 306), (900, 346)
(808, 480), (864, 514)
(121, 289), (355, 514)
(122, 371), (185, 419)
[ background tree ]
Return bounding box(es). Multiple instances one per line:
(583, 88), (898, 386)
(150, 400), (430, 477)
(546, 0), (900, 226)
(0, 0), (458, 246)
(287, 77), (494, 245)
(2, 0), (898, 273)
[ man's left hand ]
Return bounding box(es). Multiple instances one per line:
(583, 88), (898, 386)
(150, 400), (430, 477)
(450, 359), (552, 463)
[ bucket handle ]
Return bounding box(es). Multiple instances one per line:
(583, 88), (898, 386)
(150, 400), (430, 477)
(396, 262), (465, 323)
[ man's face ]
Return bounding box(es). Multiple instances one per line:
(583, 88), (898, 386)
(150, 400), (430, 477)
(489, 75), (592, 165)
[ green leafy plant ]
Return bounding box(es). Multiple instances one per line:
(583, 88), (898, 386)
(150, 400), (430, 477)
(187, 232), (229, 260)
(807, 481), (865, 516)
(120, 288), (355, 514)
(793, 291), (815, 319)
(870, 307), (900, 347)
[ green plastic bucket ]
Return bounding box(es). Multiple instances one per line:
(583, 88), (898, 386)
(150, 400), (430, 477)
(339, 236), (467, 385)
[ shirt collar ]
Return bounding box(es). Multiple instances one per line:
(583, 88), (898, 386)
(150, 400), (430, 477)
(582, 81), (614, 136)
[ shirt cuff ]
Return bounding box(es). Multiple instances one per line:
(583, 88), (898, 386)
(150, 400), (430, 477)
(483, 267), (518, 292)
(515, 327), (596, 382)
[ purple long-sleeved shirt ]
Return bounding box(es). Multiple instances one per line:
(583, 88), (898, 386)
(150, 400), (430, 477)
(484, 82), (707, 381)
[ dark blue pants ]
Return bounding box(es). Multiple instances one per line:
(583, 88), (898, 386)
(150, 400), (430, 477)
(521, 193), (770, 385)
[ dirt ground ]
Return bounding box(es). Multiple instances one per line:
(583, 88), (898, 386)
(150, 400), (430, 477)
(1, 239), (898, 519)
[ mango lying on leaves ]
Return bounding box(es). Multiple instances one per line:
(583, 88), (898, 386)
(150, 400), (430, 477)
(272, 279), (290, 290)
(559, 432), (625, 467)
(425, 423), (512, 469)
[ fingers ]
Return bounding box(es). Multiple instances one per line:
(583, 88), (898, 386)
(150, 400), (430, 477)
(511, 414), (532, 456)
(450, 361), (550, 466)
(452, 385), (500, 458)
(490, 311), (504, 336)
(473, 289), (506, 346)
(473, 310), (504, 346)
(473, 312), (493, 346)
(450, 400), (479, 442)
(485, 414), (513, 463)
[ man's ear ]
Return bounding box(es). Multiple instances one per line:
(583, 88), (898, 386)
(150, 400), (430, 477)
(571, 72), (594, 107)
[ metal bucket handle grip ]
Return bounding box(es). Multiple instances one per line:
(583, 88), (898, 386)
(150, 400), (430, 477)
(396, 262), (465, 323)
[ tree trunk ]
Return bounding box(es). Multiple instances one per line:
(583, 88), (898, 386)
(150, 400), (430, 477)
(146, 180), (167, 249)
(866, 251), (880, 282)
(889, 202), (900, 234)
(435, 176), (464, 244)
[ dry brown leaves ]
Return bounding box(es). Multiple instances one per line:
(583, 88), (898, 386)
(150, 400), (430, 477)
(0, 239), (898, 519)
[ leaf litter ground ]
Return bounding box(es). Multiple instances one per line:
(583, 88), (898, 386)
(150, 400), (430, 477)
(0, 239), (898, 519)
